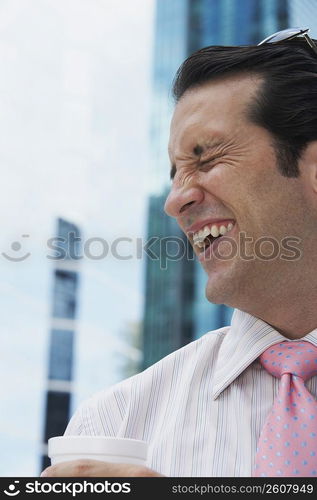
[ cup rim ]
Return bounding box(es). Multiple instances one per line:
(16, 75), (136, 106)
(48, 435), (148, 460)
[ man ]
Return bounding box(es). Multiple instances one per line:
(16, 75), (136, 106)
(42, 28), (317, 478)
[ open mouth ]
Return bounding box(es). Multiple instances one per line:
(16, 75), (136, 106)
(191, 221), (235, 254)
(198, 233), (221, 252)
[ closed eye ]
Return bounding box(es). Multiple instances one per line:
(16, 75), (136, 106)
(170, 158), (220, 181)
(198, 157), (221, 171)
(170, 164), (176, 180)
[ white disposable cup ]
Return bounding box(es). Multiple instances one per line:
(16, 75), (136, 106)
(48, 436), (148, 466)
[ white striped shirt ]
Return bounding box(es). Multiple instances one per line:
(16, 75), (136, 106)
(65, 309), (317, 477)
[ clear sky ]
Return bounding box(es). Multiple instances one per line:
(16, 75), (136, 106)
(0, 0), (155, 476)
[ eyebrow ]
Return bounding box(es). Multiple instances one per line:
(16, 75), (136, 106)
(193, 144), (204, 156)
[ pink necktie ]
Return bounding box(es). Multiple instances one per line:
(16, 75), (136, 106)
(253, 341), (317, 477)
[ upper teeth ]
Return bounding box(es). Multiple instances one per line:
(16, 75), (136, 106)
(192, 222), (234, 248)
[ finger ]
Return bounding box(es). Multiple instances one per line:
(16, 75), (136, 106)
(41, 459), (125, 477)
(40, 459), (162, 477)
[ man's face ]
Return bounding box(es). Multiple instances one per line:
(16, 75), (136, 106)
(164, 75), (312, 312)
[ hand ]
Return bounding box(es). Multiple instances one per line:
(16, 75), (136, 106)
(40, 459), (164, 477)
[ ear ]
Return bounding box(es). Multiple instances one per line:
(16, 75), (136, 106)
(299, 141), (317, 194)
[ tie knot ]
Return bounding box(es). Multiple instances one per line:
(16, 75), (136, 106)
(259, 341), (317, 381)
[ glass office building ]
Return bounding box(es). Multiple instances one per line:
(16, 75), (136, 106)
(142, 0), (291, 368)
(143, 191), (195, 367)
(41, 218), (81, 469)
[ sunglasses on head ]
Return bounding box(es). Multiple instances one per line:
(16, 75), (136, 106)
(258, 27), (317, 56)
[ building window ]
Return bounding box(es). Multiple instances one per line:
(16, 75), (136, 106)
(48, 329), (74, 381)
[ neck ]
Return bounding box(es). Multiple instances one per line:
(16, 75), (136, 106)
(244, 296), (317, 340)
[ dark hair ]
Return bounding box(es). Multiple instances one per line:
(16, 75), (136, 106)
(172, 40), (317, 177)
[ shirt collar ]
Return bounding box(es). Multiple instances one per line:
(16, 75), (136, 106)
(212, 308), (317, 400)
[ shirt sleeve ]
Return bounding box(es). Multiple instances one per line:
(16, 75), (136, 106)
(63, 381), (130, 437)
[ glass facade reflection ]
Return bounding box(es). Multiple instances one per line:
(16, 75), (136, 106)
(143, 0), (291, 365)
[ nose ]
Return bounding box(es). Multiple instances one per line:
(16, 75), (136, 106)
(164, 183), (203, 217)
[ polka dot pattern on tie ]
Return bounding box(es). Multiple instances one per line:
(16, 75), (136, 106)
(253, 341), (317, 477)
